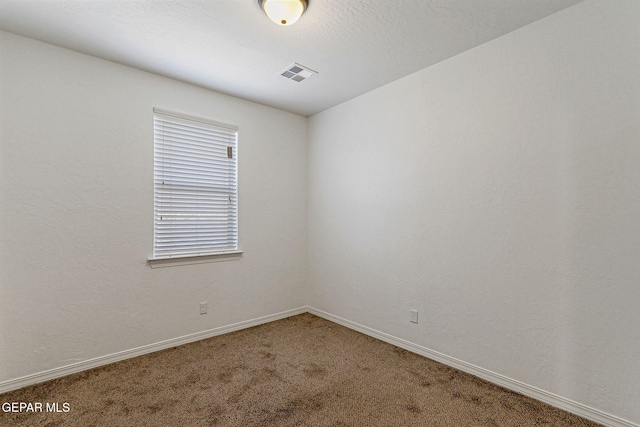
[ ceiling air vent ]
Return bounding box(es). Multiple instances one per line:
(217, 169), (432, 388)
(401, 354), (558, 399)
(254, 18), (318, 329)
(280, 62), (317, 82)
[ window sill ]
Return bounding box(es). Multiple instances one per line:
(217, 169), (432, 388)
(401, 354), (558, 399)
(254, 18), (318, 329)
(148, 251), (243, 268)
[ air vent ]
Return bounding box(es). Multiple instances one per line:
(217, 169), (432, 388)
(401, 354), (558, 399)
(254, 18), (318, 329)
(280, 62), (317, 82)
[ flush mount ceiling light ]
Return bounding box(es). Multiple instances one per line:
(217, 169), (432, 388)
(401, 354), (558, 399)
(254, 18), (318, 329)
(258, 0), (309, 26)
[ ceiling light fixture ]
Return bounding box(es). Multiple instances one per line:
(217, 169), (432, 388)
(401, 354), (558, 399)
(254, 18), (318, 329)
(258, 0), (309, 26)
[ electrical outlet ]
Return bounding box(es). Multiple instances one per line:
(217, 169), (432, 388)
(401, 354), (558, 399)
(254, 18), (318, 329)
(410, 309), (418, 324)
(200, 302), (208, 315)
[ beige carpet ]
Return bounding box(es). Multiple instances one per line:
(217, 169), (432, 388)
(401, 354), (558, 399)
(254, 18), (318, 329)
(1, 313), (600, 426)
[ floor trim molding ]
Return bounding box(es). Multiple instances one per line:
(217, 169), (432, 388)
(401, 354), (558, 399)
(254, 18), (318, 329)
(2, 306), (636, 427)
(307, 307), (637, 427)
(0, 307), (307, 395)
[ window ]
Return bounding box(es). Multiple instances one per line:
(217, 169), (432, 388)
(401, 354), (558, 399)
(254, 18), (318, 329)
(152, 109), (238, 259)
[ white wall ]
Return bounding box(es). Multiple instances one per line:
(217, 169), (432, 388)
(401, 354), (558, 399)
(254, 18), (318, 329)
(2, 0), (639, 425)
(308, 0), (639, 424)
(0, 31), (308, 383)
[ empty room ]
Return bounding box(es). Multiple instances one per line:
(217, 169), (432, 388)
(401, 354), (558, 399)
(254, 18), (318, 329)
(0, 0), (638, 426)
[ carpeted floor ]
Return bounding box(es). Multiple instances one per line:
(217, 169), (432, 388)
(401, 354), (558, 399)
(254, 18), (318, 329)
(1, 313), (600, 426)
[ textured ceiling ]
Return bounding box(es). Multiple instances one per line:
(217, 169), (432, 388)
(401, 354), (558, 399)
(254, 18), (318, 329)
(0, 0), (584, 116)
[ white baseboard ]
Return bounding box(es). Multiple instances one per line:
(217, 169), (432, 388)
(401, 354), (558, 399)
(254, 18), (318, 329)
(2, 305), (636, 427)
(307, 307), (638, 427)
(0, 307), (307, 395)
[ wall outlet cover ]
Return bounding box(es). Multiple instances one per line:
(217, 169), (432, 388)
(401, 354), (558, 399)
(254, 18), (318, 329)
(410, 309), (418, 323)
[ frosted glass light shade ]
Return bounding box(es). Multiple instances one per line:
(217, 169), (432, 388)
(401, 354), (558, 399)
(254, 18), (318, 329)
(259, 0), (308, 26)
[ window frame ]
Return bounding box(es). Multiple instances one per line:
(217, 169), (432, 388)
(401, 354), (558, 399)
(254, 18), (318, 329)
(149, 108), (242, 266)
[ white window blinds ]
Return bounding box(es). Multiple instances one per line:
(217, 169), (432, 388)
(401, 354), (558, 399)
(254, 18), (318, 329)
(153, 109), (238, 258)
